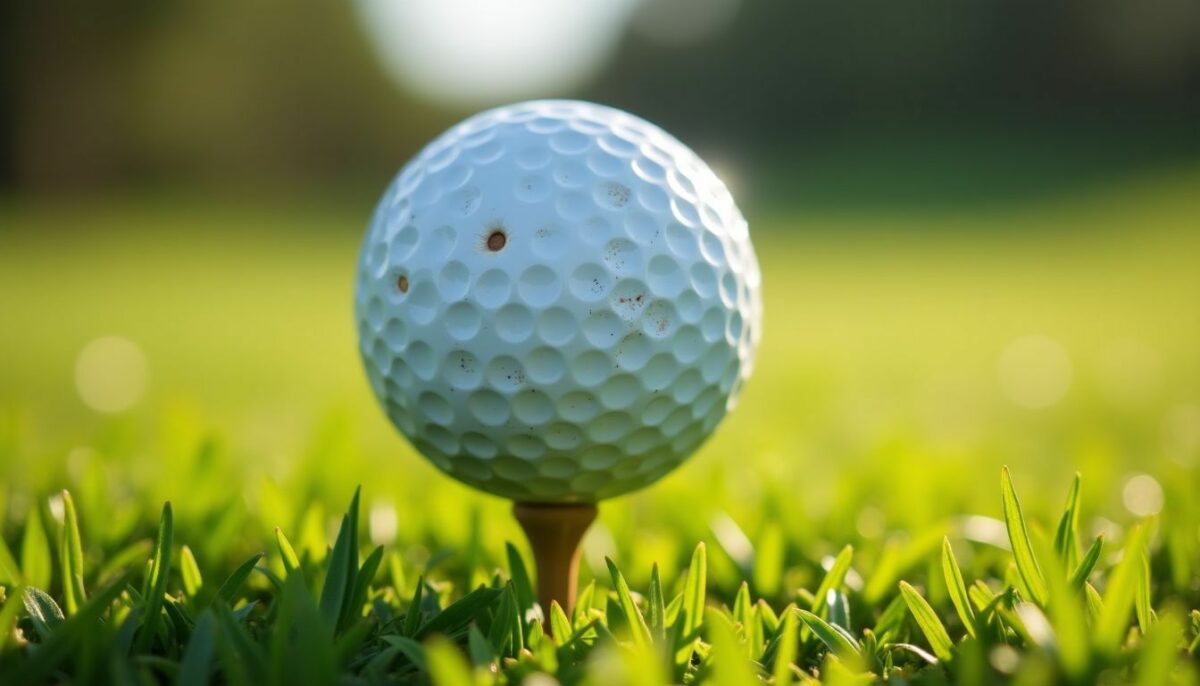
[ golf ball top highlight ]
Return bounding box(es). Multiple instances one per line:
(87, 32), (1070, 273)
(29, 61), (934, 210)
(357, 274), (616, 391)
(356, 100), (761, 503)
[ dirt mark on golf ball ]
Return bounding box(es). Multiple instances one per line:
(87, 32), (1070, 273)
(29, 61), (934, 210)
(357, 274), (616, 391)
(480, 220), (508, 252)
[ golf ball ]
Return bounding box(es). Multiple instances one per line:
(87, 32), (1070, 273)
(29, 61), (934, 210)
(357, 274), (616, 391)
(356, 100), (761, 503)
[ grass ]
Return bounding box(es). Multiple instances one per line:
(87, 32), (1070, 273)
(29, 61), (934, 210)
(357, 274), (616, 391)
(0, 162), (1198, 683)
(0, 469), (1195, 683)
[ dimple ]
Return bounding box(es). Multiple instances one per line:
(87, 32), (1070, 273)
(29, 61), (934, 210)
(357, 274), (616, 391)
(495, 303), (535, 343)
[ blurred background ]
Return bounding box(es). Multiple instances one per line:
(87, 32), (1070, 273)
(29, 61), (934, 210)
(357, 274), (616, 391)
(1, 0), (1198, 588)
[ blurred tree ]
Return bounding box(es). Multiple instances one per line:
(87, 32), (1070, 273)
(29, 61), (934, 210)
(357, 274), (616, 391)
(124, 0), (445, 190)
(2, 0), (1197, 193)
(4, 0), (447, 192)
(7, 0), (171, 190)
(590, 0), (1200, 147)
(0, 0), (17, 189)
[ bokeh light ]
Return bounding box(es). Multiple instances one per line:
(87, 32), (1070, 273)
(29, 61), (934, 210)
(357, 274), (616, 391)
(997, 335), (1073, 410)
(355, 0), (638, 106)
(369, 500), (399, 545)
(74, 336), (149, 414)
(1121, 473), (1164, 516)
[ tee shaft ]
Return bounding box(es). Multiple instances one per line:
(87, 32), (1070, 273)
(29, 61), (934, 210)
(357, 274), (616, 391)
(512, 501), (598, 631)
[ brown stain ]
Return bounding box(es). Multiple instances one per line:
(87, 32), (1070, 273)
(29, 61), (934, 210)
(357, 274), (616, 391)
(487, 231), (507, 251)
(481, 219), (508, 252)
(397, 275), (409, 293)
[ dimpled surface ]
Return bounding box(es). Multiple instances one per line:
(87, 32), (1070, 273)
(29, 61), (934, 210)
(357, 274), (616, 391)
(355, 100), (761, 503)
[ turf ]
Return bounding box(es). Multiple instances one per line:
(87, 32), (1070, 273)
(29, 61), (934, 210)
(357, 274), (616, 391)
(0, 164), (1198, 683)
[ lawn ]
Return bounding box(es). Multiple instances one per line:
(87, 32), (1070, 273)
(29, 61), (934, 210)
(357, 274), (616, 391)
(0, 162), (1198, 683)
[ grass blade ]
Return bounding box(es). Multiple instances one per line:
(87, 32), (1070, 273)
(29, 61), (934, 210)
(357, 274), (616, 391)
(415, 585), (502, 639)
(164, 594), (195, 644)
(343, 545), (383, 631)
(1084, 582), (1104, 624)
(22, 587), (65, 640)
(403, 578), (425, 637)
(899, 581), (954, 662)
(505, 542), (536, 621)
(705, 609), (757, 686)
(758, 599), (780, 634)
(573, 580), (595, 629)
(275, 528), (302, 578)
(812, 545), (853, 617)
(0, 585), (25, 652)
(681, 542), (707, 639)
(732, 581), (751, 628)
(771, 605), (798, 686)
(872, 594), (908, 643)
(1001, 467), (1047, 606)
(826, 589), (851, 632)
(606, 557), (652, 648)
(488, 583), (521, 656)
(58, 490), (86, 615)
(647, 562), (665, 640)
(892, 642), (939, 666)
(1097, 522), (1150, 654)
(941, 538), (976, 638)
(1135, 613), (1184, 686)
(380, 634), (427, 672)
(271, 573), (337, 686)
(0, 536), (20, 585)
(467, 624), (494, 667)
(1069, 535), (1103, 590)
(255, 565), (284, 596)
(135, 501), (174, 655)
(20, 506), (51, 591)
(549, 600), (573, 642)
(745, 600), (764, 660)
(19, 573), (132, 683)
(1037, 534), (1088, 678)
(425, 635), (474, 686)
(215, 553), (263, 605)
(177, 609), (217, 686)
(387, 550), (405, 597)
(1135, 549), (1154, 634)
(318, 488), (361, 633)
(487, 583), (513, 655)
(526, 612), (545, 650)
(754, 522), (784, 599)
(319, 514), (354, 632)
(1053, 473), (1082, 569)
(180, 545), (204, 601)
(795, 608), (860, 659)
(213, 600), (267, 683)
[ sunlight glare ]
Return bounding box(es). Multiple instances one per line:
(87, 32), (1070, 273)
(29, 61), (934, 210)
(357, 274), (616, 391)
(356, 0), (640, 106)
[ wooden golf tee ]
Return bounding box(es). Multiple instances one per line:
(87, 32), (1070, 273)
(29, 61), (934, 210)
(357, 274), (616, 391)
(512, 501), (598, 634)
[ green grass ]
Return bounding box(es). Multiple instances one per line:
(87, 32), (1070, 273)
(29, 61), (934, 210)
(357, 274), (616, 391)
(0, 470), (1195, 683)
(0, 163), (1199, 683)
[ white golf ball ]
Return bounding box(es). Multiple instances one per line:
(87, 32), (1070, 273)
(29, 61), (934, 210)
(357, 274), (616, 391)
(356, 100), (761, 503)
